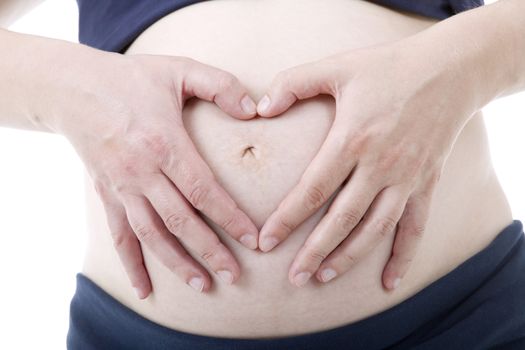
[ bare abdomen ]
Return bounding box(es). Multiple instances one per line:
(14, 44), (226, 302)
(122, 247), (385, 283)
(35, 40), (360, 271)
(81, 0), (513, 338)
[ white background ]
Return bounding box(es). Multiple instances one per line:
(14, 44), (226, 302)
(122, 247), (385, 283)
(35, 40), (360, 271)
(0, 0), (523, 349)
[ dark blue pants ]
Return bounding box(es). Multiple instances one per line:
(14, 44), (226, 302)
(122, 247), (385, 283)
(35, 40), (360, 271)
(67, 220), (525, 350)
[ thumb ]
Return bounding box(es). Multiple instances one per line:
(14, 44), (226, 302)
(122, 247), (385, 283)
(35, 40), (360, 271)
(179, 58), (257, 120)
(257, 60), (336, 118)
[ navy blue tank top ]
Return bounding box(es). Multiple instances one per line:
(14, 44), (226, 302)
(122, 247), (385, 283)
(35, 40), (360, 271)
(77, 0), (484, 53)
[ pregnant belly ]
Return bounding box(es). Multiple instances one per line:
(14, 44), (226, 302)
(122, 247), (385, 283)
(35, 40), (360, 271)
(82, 0), (514, 338)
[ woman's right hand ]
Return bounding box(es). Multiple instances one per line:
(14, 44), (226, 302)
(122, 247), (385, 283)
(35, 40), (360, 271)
(48, 53), (260, 298)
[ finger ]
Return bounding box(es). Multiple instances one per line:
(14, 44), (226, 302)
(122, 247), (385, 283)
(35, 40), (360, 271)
(257, 60), (337, 117)
(179, 58), (257, 119)
(258, 121), (360, 252)
(98, 188), (152, 299)
(144, 174), (241, 285)
(382, 180), (435, 290)
(160, 128), (259, 250)
(287, 169), (379, 287)
(316, 185), (410, 284)
(122, 194), (212, 293)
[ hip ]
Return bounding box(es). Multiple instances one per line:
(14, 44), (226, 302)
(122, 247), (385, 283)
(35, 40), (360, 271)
(72, 220), (525, 349)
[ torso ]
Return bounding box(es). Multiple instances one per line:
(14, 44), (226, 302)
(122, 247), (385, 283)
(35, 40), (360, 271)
(82, 0), (513, 338)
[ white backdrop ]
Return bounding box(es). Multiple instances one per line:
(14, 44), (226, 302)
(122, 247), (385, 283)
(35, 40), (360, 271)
(0, 0), (523, 349)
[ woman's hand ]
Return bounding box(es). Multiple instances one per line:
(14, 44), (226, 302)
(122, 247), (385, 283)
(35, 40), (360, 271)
(50, 53), (260, 297)
(256, 40), (478, 290)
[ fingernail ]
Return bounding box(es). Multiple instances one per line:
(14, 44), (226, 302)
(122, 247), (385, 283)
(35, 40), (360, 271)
(133, 287), (145, 299)
(293, 271), (312, 287)
(241, 95), (256, 115)
(240, 234), (258, 250)
(320, 268), (337, 282)
(257, 95), (271, 113)
(188, 277), (204, 292)
(260, 236), (279, 252)
(392, 277), (401, 289)
(217, 270), (234, 285)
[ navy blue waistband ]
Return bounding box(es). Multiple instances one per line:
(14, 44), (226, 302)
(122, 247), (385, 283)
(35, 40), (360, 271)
(67, 220), (525, 349)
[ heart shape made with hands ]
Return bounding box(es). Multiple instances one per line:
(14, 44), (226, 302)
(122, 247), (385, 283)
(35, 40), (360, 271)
(115, 50), (450, 297)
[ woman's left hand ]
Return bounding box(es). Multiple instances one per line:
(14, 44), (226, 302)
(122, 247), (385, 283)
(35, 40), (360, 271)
(256, 39), (477, 290)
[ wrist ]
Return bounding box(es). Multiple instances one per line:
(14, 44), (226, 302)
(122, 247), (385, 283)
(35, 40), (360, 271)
(30, 37), (124, 135)
(0, 28), (124, 134)
(400, 0), (524, 116)
(38, 43), (127, 136)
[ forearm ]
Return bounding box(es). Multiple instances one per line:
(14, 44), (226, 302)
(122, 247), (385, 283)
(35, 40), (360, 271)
(401, 0), (525, 116)
(0, 28), (120, 133)
(0, 0), (44, 28)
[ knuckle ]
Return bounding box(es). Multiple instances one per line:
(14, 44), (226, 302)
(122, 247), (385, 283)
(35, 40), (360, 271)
(93, 179), (105, 197)
(404, 143), (426, 169)
(305, 249), (327, 264)
(428, 168), (442, 186)
(220, 214), (237, 232)
(120, 134), (168, 174)
(158, 142), (181, 172)
(333, 208), (361, 232)
(133, 224), (156, 242)
(176, 56), (192, 66)
(341, 128), (370, 156)
(377, 149), (402, 173)
(302, 184), (327, 211)
(200, 250), (214, 261)
(188, 179), (211, 210)
(217, 72), (239, 91)
(165, 212), (190, 237)
(375, 217), (397, 237)
(274, 70), (293, 90)
(405, 224), (426, 239)
(94, 178), (116, 201)
(140, 133), (169, 156)
(277, 214), (296, 234)
(173, 56), (195, 73)
(121, 158), (140, 177)
(111, 231), (127, 249)
(112, 181), (129, 195)
(200, 241), (222, 262)
(341, 251), (357, 266)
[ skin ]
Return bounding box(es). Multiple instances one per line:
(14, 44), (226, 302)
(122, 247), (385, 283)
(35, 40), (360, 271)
(1, 0), (524, 301)
(256, 0), (525, 290)
(0, 28), (260, 298)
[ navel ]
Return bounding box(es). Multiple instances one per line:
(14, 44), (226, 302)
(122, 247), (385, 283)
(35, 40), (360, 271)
(241, 145), (258, 159)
